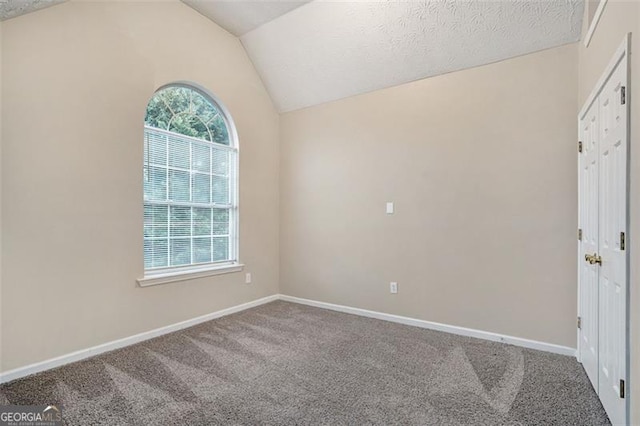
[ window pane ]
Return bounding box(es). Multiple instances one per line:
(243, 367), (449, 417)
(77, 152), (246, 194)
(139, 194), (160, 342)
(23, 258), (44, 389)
(145, 166), (167, 201)
(145, 97), (172, 130)
(144, 239), (168, 269)
(170, 206), (191, 237)
(213, 236), (229, 261)
(212, 220), (229, 235)
(209, 114), (229, 145)
(144, 204), (168, 238)
(168, 137), (190, 169)
(192, 91), (219, 124)
(147, 133), (167, 165)
(212, 208), (229, 237)
(212, 175), (229, 204)
(192, 173), (210, 204)
(212, 149), (228, 175)
(160, 86), (191, 119)
(169, 170), (190, 202)
(170, 238), (191, 266)
(212, 208), (229, 222)
(192, 144), (211, 173)
(193, 237), (212, 264)
(193, 207), (211, 236)
(169, 114), (210, 141)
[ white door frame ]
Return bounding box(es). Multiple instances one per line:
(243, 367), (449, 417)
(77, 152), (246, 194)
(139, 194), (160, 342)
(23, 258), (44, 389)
(577, 33), (630, 424)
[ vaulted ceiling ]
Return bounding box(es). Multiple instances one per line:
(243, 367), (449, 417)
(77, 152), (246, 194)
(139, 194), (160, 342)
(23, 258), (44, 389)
(187, 0), (584, 112)
(1, 0), (585, 113)
(181, 0), (311, 36)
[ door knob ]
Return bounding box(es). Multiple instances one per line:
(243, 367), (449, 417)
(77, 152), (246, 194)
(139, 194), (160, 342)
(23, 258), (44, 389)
(585, 253), (602, 265)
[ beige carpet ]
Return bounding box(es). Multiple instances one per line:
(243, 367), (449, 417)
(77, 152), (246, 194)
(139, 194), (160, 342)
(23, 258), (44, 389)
(0, 301), (609, 425)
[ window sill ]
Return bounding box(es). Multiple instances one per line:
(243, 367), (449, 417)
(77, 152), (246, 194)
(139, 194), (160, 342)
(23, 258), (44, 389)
(137, 263), (244, 287)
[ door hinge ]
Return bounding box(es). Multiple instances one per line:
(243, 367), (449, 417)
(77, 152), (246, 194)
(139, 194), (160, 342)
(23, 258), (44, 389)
(621, 86), (626, 105)
(578, 229), (583, 241)
(620, 232), (625, 250)
(620, 379), (625, 398)
(577, 316), (582, 329)
(578, 141), (583, 153)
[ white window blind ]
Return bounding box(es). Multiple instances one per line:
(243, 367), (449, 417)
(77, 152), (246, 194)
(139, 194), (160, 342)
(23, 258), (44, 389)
(143, 126), (237, 270)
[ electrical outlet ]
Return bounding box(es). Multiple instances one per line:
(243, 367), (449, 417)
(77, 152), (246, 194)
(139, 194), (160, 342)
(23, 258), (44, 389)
(245, 273), (252, 284)
(390, 282), (398, 294)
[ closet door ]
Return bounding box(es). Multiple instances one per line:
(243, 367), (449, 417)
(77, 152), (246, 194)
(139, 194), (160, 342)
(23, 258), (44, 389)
(597, 57), (627, 426)
(578, 36), (629, 426)
(578, 100), (600, 391)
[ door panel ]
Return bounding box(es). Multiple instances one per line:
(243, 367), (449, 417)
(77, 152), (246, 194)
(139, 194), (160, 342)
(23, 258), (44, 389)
(597, 59), (627, 426)
(579, 101), (599, 390)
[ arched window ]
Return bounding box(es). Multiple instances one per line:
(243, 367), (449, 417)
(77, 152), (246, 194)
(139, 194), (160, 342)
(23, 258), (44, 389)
(142, 84), (238, 278)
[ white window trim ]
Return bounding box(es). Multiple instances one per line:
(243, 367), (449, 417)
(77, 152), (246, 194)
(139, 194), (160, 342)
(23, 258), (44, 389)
(137, 262), (244, 287)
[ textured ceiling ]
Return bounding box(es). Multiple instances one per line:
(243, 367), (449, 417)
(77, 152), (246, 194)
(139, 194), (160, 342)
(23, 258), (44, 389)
(181, 0), (311, 36)
(1, 0), (585, 113)
(241, 0), (584, 112)
(0, 0), (67, 21)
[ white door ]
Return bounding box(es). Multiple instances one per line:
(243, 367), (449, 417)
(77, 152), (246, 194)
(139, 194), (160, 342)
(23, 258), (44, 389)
(578, 37), (628, 426)
(597, 57), (627, 426)
(579, 100), (599, 390)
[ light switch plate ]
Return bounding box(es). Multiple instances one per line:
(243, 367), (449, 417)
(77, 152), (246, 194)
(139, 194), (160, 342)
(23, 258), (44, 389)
(386, 202), (394, 214)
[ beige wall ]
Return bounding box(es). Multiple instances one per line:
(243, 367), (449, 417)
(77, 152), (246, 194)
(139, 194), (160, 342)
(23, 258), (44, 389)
(577, 1), (640, 422)
(280, 44), (579, 348)
(0, 1), (280, 372)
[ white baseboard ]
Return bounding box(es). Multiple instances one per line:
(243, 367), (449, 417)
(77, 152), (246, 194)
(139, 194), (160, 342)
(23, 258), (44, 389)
(279, 294), (577, 357)
(0, 292), (576, 384)
(0, 294), (279, 384)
